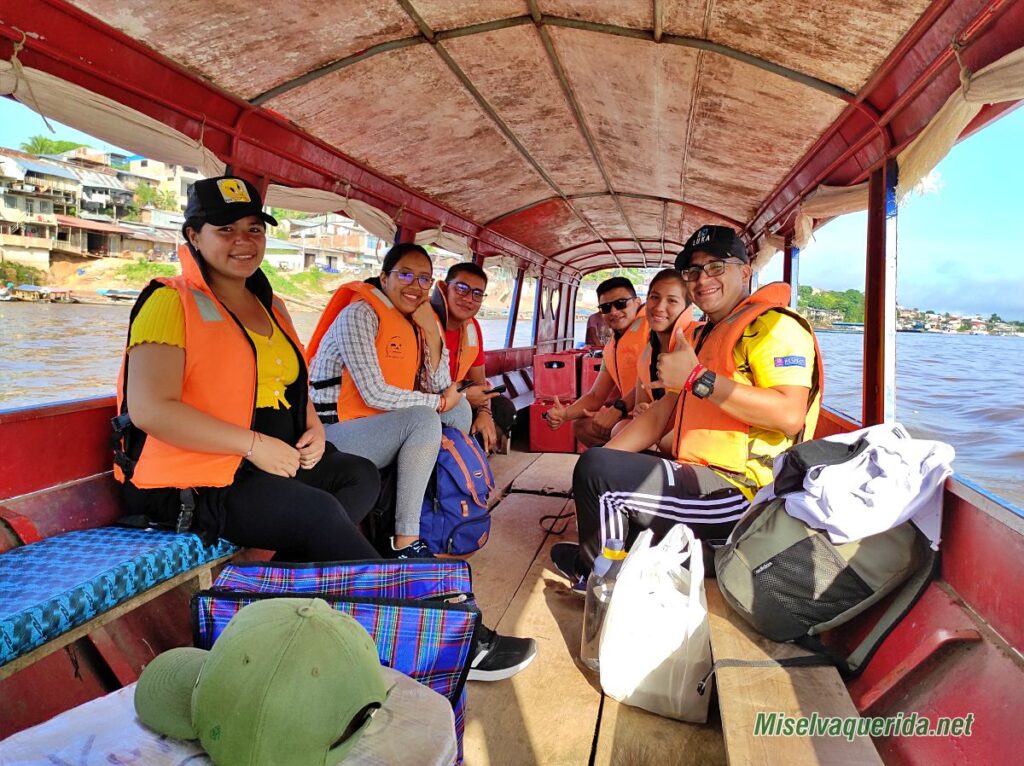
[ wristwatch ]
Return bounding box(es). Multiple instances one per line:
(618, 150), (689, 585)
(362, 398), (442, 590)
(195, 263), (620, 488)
(691, 370), (717, 400)
(611, 399), (629, 417)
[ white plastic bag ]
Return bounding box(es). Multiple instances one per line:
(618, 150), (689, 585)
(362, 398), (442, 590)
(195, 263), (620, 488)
(598, 525), (712, 722)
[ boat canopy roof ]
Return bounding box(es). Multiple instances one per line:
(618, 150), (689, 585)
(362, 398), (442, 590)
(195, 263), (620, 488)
(1, 1), (1021, 280)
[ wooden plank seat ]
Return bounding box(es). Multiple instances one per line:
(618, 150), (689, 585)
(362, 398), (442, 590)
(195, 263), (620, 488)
(464, 471), (725, 765)
(501, 369), (535, 413)
(0, 527), (237, 680)
(704, 581), (883, 765)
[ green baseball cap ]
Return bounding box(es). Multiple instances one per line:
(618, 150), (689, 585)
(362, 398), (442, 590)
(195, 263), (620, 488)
(135, 598), (388, 765)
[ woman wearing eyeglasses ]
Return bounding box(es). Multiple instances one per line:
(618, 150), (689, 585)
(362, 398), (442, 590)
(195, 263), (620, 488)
(307, 243), (471, 558)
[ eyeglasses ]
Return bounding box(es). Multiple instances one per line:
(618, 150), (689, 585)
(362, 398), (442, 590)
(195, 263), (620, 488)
(598, 298), (634, 314)
(388, 269), (432, 289)
(680, 260), (740, 282)
(450, 281), (487, 303)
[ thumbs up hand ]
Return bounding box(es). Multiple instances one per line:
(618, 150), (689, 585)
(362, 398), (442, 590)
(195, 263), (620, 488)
(654, 328), (699, 392)
(545, 396), (569, 430)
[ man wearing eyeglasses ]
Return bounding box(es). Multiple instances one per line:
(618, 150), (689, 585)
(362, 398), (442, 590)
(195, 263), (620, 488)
(545, 277), (647, 447)
(552, 226), (823, 593)
(430, 263), (514, 453)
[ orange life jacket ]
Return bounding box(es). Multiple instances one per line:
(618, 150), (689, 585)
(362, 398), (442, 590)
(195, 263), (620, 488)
(636, 305), (696, 402)
(603, 308), (648, 398)
(307, 281), (424, 422)
(671, 282), (823, 486)
(114, 244), (304, 489)
(430, 280), (481, 382)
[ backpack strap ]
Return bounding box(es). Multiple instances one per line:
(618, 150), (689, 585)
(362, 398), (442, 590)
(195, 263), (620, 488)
(839, 546), (939, 675)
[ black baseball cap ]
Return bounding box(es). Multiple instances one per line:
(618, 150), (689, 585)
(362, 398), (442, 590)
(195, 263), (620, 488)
(184, 176), (278, 228)
(675, 225), (748, 270)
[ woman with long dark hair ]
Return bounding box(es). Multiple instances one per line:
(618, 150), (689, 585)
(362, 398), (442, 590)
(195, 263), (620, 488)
(113, 176), (380, 562)
(307, 243), (472, 558)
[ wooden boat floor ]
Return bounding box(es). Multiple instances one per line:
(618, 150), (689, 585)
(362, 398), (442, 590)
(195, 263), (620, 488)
(465, 451), (726, 766)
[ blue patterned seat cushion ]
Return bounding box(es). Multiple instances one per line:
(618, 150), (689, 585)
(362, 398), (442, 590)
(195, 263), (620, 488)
(0, 527), (237, 666)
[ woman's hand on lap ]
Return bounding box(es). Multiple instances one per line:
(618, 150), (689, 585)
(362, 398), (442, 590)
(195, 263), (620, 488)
(249, 434), (301, 477)
(296, 421), (326, 470)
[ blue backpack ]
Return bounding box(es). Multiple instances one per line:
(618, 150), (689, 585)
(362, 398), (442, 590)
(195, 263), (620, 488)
(421, 427), (495, 555)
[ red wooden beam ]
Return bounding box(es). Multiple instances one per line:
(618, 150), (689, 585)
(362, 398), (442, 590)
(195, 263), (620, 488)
(863, 158), (898, 426)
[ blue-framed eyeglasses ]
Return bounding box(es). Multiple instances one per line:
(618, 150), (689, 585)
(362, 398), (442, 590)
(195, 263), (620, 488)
(388, 269), (432, 289)
(450, 281), (487, 302)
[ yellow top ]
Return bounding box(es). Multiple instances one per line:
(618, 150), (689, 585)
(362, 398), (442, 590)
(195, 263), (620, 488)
(726, 310), (818, 495)
(128, 286), (299, 409)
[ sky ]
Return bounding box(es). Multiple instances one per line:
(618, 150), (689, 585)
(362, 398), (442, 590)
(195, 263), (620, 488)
(2, 96), (1022, 320)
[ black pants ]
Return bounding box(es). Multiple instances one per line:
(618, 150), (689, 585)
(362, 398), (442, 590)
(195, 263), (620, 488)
(572, 447), (750, 569)
(221, 449), (381, 562)
(125, 449), (382, 563)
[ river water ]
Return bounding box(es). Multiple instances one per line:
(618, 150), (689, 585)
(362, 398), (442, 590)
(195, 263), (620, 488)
(2, 302), (1022, 507)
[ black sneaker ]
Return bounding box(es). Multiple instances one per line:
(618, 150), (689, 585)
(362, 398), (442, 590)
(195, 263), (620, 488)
(468, 625), (537, 681)
(550, 542), (587, 596)
(391, 539), (435, 559)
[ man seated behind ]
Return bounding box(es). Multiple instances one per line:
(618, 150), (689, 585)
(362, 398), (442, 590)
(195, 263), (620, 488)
(552, 226), (824, 591)
(544, 277), (647, 448)
(431, 262), (515, 453)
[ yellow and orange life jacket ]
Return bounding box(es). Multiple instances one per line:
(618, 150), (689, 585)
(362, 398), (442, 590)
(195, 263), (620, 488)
(115, 244), (304, 489)
(671, 283), (823, 485)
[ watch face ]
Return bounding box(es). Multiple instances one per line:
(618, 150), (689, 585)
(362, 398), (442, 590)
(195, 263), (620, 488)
(692, 371), (715, 399)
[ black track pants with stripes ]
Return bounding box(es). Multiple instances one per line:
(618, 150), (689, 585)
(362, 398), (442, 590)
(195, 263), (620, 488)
(572, 446), (750, 570)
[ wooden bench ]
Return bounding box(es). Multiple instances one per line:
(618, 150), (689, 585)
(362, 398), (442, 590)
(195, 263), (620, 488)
(501, 368), (536, 413)
(704, 581), (883, 765)
(0, 474), (237, 682)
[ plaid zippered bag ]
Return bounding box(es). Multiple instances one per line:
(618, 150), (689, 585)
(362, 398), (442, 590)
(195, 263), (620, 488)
(193, 585), (479, 760)
(213, 558), (476, 606)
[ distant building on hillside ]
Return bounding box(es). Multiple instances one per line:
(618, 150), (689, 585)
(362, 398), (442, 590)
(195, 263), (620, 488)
(803, 306), (843, 325)
(129, 158), (203, 210)
(285, 214), (385, 271)
(0, 149), (78, 267)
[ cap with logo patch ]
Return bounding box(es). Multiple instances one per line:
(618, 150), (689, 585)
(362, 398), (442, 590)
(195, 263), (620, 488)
(675, 225), (748, 270)
(184, 176), (278, 228)
(134, 597), (388, 766)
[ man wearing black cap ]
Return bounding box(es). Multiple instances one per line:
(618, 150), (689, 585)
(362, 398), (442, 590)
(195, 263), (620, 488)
(552, 226), (823, 592)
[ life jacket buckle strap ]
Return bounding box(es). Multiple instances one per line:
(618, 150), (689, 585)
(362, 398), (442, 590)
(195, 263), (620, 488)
(110, 413), (137, 480)
(177, 488), (196, 533)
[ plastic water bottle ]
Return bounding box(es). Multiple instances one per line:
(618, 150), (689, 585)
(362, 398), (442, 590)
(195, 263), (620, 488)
(580, 539), (626, 671)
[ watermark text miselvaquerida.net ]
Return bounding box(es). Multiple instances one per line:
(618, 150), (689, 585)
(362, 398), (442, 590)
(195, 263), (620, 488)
(754, 711), (974, 742)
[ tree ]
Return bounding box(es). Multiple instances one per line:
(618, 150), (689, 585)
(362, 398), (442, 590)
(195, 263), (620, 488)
(132, 184), (180, 212)
(20, 136), (89, 155)
(989, 313), (1002, 324)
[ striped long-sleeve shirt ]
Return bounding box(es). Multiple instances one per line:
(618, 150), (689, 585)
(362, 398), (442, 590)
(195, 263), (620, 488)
(309, 301), (450, 422)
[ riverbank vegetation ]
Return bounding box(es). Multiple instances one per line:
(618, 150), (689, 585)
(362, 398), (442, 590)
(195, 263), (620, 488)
(1, 261), (47, 286)
(115, 258), (177, 282)
(798, 285), (865, 322)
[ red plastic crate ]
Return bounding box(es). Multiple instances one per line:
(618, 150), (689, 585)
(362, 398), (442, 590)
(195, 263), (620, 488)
(533, 353), (579, 399)
(580, 355), (603, 395)
(529, 400), (578, 453)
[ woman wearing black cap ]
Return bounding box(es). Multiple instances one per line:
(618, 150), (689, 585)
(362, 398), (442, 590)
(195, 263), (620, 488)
(111, 176), (380, 562)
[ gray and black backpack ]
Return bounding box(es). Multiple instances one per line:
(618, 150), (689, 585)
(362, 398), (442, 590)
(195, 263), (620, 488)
(712, 496), (936, 678)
